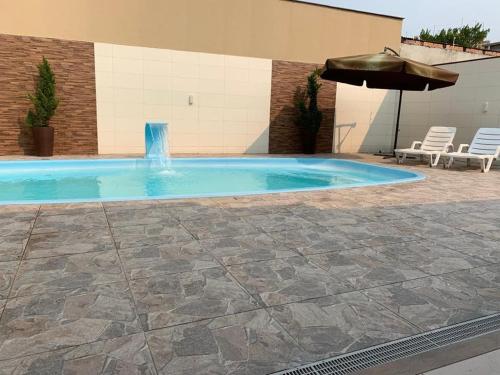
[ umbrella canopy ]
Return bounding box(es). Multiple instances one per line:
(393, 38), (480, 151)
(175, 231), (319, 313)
(320, 48), (459, 154)
(320, 50), (459, 91)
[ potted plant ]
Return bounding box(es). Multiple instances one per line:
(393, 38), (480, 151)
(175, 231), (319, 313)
(294, 69), (323, 154)
(25, 57), (59, 156)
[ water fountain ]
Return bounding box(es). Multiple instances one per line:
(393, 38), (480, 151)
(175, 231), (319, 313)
(145, 122), (170, 168)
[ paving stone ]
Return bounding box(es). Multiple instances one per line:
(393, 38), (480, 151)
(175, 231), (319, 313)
(0, 216), (34, 237)
(111, 223), (194, 249)
(364, 267), (500, 331)
(291, 208), (369, 227)
(0, 333), (157, 375)
(119, 241), (219, 280)
(433, 234), (500, 263)
(10, 251), (125, 297)
(130, 267), (259, 330)
(242, 213), (314, 233)
(105, 207), (178, 227)
(406, 203), (473, 221)
(0, 261), (17, 299)
(0, 283), (141, 361)
(228, 256), (352, 306)
(0, 206), (39, 220)
(269, 292), (419, 358)
(161, 204), (232, 221)
(268, 227), (364, 255)
(146, 309), (310, 375)
(38, 203), (103, 216)
(103, 200), (162, 211)
(25, 229), (114, 259)
(332, 222), (420, 247)
(222, 202), (292, 216)
(372, 241), (488, 276)
(394, 218), (467, 240)
(448, 213), (500, 240)
(32, 212), (108, 234)
(182, 216), (260, 240)
(200, 233), (297, 265)
(347, 206), (417, 222)
(307, 247), (427, 289)
(0, 236), (27, 262)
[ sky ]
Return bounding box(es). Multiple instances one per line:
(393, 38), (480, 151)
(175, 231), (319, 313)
(311, 0), (500, 42)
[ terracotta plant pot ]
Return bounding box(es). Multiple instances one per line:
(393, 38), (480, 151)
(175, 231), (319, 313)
(32, 126), (54, 156)
(301, 129), (318, 154)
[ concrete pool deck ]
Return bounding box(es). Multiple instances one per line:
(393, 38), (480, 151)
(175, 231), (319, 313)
(0, 154), (499, 374)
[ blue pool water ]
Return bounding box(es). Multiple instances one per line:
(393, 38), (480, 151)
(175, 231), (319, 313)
(0, 158), (423, 204)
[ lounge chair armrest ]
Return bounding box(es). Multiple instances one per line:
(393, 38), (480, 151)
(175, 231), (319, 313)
(495, 146), (500, 158)
(457, 144), (469, 153)
(444, 143), (454, 152)
(410, 141), (422, 150)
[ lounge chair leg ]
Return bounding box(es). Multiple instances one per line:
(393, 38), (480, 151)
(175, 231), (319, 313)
(447, 157), (454, 169)
(484, 158), (494, 173)
(480, 159), (486, 172)
(430, 154), (440, 168)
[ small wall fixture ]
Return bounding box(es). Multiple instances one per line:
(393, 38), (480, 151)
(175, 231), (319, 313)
(188, 95), (194, 106)
(482, 101), (489, 113)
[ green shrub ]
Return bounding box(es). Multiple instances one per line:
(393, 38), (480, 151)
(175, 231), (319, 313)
(294, 69), (323, 133)
(25, 57), (59, 127)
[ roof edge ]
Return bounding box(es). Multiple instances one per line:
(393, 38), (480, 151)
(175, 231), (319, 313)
(434, 55), (500, 67)
(287, 0), (404, 20)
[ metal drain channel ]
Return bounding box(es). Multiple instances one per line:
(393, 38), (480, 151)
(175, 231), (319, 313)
(273, 313), (500, 375)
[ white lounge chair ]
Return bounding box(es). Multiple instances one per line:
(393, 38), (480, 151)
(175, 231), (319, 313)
(395, 126), (456, 167)
(445, 128), (500, 173)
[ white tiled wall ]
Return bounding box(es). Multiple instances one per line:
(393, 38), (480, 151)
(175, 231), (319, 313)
(334, 83), (398, 153)
(94, 43), (272, 154)
(332, 45), (495, 154)
(398, 58), (500, 148)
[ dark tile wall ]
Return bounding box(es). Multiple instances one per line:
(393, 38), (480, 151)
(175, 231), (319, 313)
(269, 60), (336, 154)
(0, 33), (97, 155)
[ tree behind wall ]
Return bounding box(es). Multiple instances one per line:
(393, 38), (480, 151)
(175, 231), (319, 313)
(419, 23), (490, 48)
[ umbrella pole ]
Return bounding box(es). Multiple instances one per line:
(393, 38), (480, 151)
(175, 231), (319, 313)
(392, 90), (403, 155)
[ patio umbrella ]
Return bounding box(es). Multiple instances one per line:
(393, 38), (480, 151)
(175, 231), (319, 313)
(320, 47), (459, 154)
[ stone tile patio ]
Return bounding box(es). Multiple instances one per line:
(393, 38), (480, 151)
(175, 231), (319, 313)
(0, 154), (499, 374)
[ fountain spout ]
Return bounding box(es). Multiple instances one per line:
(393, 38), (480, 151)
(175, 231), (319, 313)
(145, 122), (170, 167)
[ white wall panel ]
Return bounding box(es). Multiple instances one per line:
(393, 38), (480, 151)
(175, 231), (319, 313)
(95, 43), (271, 154)
(398, 58), (500, 149)
(333, 45), (497, 154)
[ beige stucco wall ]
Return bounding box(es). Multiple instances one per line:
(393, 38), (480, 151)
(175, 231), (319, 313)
(398, 58), (500, 152)
(0, 0), (402, 64)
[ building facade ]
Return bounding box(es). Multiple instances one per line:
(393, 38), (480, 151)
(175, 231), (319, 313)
(0, 0), (402, 155)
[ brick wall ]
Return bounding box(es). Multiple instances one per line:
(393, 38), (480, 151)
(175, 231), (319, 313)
(402, 37), (500, 57)
(269, 60), (336, 154)
(0, 34), (97, 155)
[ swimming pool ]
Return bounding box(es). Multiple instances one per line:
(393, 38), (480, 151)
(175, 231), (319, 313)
(0, 158), (423, 204)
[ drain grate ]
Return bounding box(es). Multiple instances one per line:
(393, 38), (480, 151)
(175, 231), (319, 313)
(273, 313), (500, 375)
